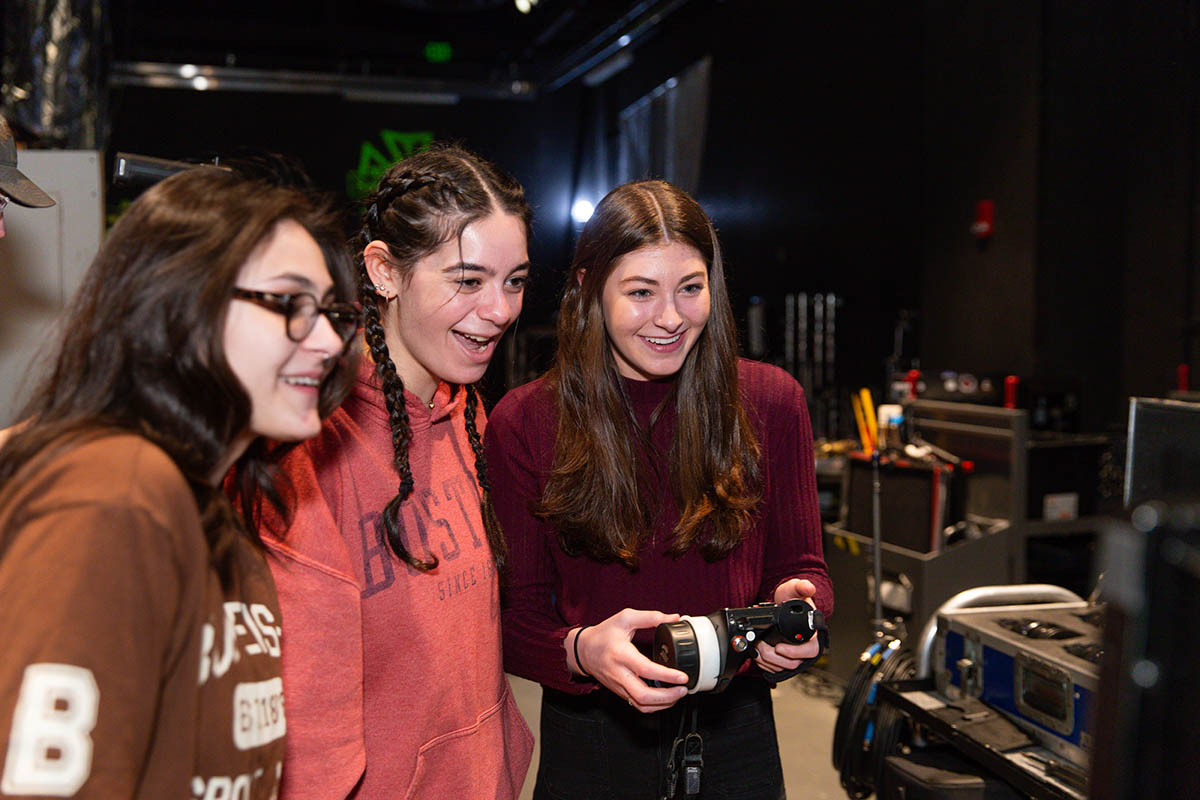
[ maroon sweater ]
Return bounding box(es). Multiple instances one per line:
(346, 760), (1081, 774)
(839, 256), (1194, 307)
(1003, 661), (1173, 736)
(485, 358), (832, 694)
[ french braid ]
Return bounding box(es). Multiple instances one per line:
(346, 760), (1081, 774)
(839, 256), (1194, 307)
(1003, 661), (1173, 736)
(358, 144), (530, 571)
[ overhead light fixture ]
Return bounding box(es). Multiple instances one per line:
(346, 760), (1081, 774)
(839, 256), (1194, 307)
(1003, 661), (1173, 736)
(111, 62), (537, 104)
(515, 0), (539, 13)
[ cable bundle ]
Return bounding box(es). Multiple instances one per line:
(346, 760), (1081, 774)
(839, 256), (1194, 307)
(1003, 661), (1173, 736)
(832, 636), (916, 798)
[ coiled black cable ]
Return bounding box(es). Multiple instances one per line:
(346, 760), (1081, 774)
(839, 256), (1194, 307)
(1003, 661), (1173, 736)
(832, 638), (896, 773)
(832, 636), (916, 798)
(867, 647), (916, 791)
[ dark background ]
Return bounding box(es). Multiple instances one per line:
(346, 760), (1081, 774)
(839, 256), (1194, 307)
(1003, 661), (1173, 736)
(26, 0), (1200, 435)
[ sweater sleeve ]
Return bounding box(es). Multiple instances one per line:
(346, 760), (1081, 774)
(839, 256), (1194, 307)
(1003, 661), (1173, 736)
(748, 364), (834, 620)
(485, 387), (593, 695)
(0, 440), (200, 798)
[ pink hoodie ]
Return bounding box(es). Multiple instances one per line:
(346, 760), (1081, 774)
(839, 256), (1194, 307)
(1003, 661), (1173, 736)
(262, 360), (532, 799)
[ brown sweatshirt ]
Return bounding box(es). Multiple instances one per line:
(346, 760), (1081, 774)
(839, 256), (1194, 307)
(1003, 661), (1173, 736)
(0, 433), (284, 799)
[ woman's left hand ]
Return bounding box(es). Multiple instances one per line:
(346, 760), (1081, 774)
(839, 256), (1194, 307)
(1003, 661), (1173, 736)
(754, 578), (820, 672)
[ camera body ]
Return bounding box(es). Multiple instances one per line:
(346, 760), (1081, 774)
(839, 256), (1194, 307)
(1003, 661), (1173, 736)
(653, 599), (826, 693)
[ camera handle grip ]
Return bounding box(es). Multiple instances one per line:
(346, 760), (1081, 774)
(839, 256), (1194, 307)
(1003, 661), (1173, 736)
(760, 604), (830, 687)
(761, 600), (824, 647)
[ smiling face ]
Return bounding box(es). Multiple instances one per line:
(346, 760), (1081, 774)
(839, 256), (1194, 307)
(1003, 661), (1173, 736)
(600, 241), (712, 381)
(223, 218), (347, 444)
(374, 211), (530, 401)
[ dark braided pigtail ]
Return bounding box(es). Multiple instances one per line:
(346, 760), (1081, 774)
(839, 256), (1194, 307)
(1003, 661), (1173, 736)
(463, 385), (508, 570)
(358, 230), (435, 570)
(360, 189), (438, 570)
(359, 143), (533, 571)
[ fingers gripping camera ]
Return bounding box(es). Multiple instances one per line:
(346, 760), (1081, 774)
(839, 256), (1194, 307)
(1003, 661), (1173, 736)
(653, 599), (829, 694)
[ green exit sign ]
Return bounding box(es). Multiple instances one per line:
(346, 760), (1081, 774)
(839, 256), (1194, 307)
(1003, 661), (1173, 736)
(424, 41), (452, 64)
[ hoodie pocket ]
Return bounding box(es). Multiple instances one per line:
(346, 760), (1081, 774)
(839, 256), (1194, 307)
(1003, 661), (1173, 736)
(404, 683), (534, 800)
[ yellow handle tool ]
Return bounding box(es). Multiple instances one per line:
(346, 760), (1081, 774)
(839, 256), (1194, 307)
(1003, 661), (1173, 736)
(850, 392), (872, 454)
(859, 387), (878, 452)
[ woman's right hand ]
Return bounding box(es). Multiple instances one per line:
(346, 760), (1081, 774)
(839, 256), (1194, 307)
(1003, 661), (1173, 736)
(569, 608), (690, 713)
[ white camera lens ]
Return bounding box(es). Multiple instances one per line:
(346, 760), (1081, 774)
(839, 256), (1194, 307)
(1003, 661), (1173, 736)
(677, 615), (722, 694)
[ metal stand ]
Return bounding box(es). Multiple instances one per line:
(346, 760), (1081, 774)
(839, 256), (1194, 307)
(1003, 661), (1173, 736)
(872, 450), (883, 628)
(869, 449), (906, 641)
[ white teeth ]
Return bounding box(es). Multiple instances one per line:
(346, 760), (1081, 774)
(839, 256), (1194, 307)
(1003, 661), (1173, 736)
(457, 332), (491, 350)
(284, 376), (320, 387)
(645, 334), (682, 345)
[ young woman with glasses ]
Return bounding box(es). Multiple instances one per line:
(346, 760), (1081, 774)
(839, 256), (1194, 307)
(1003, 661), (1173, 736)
(259, 144), (535, 800)
(0, 166), (359, 798)
(485, 180), (833, 799)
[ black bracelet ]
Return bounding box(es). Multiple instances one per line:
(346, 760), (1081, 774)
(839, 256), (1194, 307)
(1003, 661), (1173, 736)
(573, 625), (591, 678)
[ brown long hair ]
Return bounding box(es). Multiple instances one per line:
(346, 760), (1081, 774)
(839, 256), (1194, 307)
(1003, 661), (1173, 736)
(536, 180), (761, 568)
(0, 167), (358, 584)
(358, 143), (532, 572)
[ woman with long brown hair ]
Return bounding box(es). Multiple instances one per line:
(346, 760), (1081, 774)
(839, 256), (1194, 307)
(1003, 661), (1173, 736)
(260, 144), (534, 799)
(486, 179), (832, 798)
(0, 166), (359, 798)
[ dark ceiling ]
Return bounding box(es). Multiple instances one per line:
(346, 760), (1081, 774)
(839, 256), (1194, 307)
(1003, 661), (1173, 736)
(108, 0), (700, 99)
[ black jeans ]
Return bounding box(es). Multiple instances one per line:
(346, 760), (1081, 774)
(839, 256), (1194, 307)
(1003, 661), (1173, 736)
(533, 678), (786, 800)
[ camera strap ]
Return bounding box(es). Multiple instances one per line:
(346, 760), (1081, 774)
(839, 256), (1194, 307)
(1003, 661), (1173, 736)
(664, 701), (703, 798)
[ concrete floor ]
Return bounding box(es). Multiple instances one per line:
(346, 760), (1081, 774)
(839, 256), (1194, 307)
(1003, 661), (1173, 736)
(508, 671), (849, 799)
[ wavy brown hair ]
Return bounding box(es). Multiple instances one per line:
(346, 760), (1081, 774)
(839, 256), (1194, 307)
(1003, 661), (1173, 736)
(536, 180), (761, 568)
(0, 167), (358, 585)
(358, 143), (532, 572)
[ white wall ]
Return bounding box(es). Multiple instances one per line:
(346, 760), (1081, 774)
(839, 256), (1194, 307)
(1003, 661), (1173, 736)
(0, 150), (104, 426)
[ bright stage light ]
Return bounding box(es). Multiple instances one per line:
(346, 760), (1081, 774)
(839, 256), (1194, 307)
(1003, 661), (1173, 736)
(571, 199), (595, 224)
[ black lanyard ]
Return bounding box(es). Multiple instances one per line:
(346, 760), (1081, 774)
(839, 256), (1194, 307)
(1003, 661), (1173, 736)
(664, 698), (704, 798)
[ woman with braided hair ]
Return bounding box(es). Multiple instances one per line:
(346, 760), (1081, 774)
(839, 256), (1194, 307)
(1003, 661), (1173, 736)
(260, 145), (534, 799)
